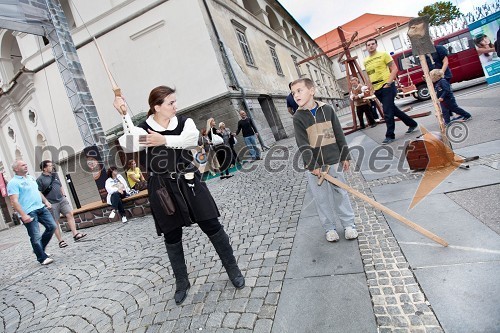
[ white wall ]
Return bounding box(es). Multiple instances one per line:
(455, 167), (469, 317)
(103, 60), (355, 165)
(331, 26), (411, 81)
(8, 0), (228, 156)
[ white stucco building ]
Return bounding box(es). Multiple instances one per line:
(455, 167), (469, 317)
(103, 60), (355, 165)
(0, 0), (340, 227)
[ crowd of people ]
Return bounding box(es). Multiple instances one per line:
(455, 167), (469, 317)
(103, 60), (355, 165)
(7, 34), (478, 305)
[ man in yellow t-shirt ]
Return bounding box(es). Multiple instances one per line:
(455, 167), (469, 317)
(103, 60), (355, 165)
(364, 38), (418, 144)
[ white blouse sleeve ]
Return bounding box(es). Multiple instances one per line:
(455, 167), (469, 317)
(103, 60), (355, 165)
(118, 113), (148, 153)
(164, 118), (199, 149)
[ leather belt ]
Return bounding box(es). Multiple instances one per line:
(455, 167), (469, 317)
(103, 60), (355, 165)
(149, 171), (177, 179)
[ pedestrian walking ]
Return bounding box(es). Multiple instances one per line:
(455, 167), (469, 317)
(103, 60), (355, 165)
(286, 81), (299, 115)
(235, 110), (261, 160)
(113, 86), (244, 305)
(199, 128), (220, 175)
(219, 122), (239, 167)
(7, 160), (56, 265)
(430, 69), (472, 125)
(37, 160), (86, 248)
(364, 38), (418, 144)
(291, 78), (358, 242)
(207, 118), (233, 179)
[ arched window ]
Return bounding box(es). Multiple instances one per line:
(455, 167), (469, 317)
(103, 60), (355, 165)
(0, 31), (23, 85)
(242, 0), (261, 15)
(265, 6), (281, 32)
(15, 149), (22, 160)
(291, 30), (300, 47)
(282, 21), (294, 44)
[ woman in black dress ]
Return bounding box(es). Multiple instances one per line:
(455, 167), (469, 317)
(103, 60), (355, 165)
(113, 86), (244, 305)
(206, 118), (233, 179)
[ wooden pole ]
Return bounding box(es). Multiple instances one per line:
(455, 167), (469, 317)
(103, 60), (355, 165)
(419, 55), (449, 146)
(318, 172), (449, 247)
(92, 37), (127, 115)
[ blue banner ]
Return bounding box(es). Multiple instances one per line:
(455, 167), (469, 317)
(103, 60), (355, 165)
(468, 10), (500, 85)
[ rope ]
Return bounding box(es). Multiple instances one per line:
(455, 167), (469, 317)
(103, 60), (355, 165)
(70, 0), (135, 117)
(36, 34), (62, 148)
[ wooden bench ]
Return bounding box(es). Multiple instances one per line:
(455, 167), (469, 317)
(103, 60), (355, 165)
(60, 190), (151, 231)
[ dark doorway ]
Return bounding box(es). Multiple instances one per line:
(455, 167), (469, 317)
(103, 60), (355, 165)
(257, 95), (287, 141)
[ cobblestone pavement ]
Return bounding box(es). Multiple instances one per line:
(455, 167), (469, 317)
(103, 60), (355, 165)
(0, 141), (306, 333)
(2, 137), (498, 333)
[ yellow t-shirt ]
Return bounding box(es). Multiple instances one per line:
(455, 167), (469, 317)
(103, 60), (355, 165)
(126, 167), (142, 188)
(364, 51), (393, 91)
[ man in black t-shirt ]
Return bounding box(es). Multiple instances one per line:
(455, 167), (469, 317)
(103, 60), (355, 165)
(235, 111), (261, 160)
(37, 160), (86, 248)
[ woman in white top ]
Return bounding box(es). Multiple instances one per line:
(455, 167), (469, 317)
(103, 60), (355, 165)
(105, 166), (130, 223)
(112, 86), (244, 306)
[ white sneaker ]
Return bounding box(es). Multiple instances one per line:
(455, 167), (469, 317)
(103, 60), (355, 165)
(109, 210), (116, 219)
(122, 216), (128, 223)
(41, 257), (54, 265)
(326, 230), (339, 242)
(345, 227), (358, 240)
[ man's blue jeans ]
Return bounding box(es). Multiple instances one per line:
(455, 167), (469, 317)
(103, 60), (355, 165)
(375, 82), (417, 139)
(243, 135), (260, 159)
(25, 207), (56, 263)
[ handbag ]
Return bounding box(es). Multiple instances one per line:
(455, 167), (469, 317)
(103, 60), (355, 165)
(134, 180), (147, 191)
(211, 133), (224, 146)
(156, 177), (175, 215)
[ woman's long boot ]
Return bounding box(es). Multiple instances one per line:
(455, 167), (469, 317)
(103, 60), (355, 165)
(209, 228), (245, 289)
(165, 241), (191, 305)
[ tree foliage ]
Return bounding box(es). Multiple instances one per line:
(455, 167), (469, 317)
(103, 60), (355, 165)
(418, 1), (462, 26)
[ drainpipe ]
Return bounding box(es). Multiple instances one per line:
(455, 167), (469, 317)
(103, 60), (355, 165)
(201, 0), (268, 150)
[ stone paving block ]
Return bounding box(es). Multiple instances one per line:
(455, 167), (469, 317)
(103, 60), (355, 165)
(222, 312), (241, 329)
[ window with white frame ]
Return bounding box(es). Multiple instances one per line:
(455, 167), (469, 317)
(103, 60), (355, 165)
(291, 55), (302, 77)
(339, 61), (346, 72)
(391, 36), (402, 51)
(306, 64), (313, 80)
(268, 45), (283, 75)
(235, 29), (255, 66)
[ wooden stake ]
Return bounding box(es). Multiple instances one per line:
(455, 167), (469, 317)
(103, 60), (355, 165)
(319, 172), (449, 247)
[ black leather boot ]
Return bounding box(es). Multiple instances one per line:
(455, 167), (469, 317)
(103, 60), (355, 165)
(165, 241), (191, 305)
(209, 228), (245, 289)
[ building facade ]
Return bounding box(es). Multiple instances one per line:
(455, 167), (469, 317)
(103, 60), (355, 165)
(0, 0), (341, 222)
(315, 14), (412, 93)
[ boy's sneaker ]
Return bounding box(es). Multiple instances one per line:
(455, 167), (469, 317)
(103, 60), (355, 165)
(122, 216), (128, 223)
(41, 257), (54, 265)
(462, 116), (472, 122)
(326, 230), (339, 242)
(382, 138), (395, 145)
(405, 126), (418, 134)
(109, 210), (116, 219)
(345, 227), (358, 240)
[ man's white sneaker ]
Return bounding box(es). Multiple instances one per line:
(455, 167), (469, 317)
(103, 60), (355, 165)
(345, 227), (358, 240)
(122, 216), (128, 223)
(41, 257), (54, 265)
(109, 210), (116, 219)
(326, 230), (339, 242)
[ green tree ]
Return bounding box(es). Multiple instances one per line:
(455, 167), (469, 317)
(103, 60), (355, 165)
(418, 1), (462, 26)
